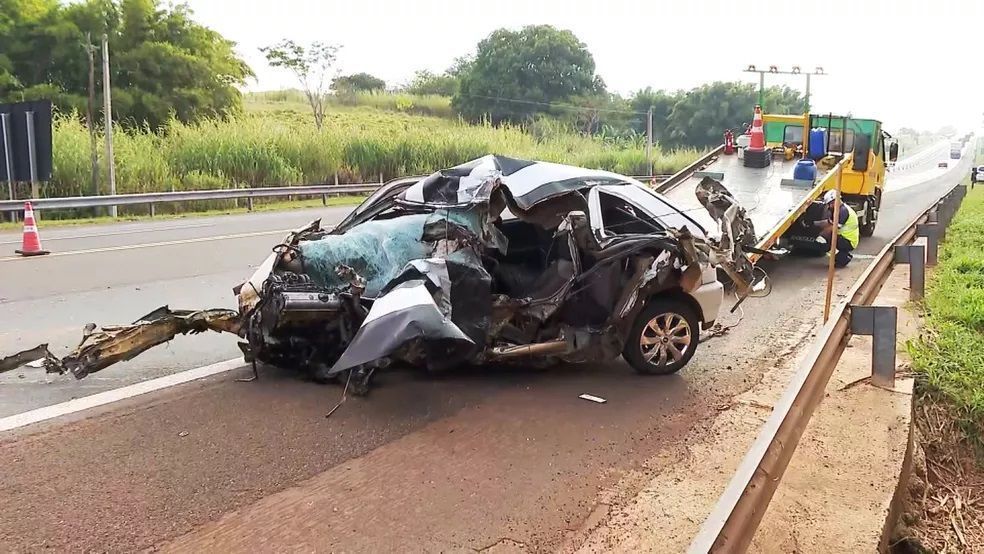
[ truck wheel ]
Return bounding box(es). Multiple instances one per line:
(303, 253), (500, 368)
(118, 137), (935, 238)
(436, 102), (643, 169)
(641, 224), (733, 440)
(623, 298), (699, 375)
(860, 200), (877, 237)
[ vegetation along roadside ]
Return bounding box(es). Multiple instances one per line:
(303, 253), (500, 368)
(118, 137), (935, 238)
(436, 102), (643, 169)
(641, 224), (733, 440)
(897, 149), (984, 552)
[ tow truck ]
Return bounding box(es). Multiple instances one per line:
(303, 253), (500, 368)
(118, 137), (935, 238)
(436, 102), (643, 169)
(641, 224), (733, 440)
(657, 110), (899, 263)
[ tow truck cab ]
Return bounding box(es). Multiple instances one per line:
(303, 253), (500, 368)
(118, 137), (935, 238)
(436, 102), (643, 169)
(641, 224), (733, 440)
(762, 113), (898, 238)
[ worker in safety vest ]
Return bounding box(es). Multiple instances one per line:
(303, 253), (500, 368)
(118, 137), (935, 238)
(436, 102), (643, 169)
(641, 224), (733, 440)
(814, 190), (860, 268)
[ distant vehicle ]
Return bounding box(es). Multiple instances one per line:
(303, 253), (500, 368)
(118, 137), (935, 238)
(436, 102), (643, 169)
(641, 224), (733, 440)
(939, 161), (949, 168)
(972, 166), (983, 183)
(950, 142), (962, 159)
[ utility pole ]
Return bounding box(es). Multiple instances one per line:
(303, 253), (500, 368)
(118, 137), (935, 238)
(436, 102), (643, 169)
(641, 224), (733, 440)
(646, 106), (654, 177)
(101, 33), (117, 216)
(85, 33), (99, 199)
(743, 65), (825, 112)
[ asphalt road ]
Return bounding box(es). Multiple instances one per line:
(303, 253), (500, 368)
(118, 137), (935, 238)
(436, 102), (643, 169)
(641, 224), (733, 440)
(0, 152), (974, 551)
(0, 208), (353, 416)
(890, 138), (966, 190)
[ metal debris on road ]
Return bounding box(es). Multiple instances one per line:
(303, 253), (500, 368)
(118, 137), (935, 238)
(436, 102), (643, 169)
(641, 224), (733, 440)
(579, 394), (607, 404)
(0, 307), (239, 378)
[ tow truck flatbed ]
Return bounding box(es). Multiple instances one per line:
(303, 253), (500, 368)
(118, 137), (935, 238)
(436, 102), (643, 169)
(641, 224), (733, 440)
(659, 151), (834, 263)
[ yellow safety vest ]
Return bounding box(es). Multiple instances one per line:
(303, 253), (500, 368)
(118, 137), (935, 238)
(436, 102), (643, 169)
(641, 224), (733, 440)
(839, 203), (860, 248)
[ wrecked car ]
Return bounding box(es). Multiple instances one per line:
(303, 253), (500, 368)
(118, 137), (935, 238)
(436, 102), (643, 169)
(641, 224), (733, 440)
(2, 156), (759, 394)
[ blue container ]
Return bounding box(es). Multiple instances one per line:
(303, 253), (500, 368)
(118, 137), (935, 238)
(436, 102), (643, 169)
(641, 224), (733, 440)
(808, 128), (827, 160)
(793, 159), (818, 181)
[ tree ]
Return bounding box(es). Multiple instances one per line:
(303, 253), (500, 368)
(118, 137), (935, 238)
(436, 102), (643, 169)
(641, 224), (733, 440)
(405, 70), (458, 96)
(0, 0), (251, 129)
(453, 25), (604, 124)
(557, 93), (632, 136)
(261, 39), (339, 130)
(404, 56), (472, 96)
(629, 88), (679, 143)
(332, 72), (385, 93)
(661, 82), (804, 148)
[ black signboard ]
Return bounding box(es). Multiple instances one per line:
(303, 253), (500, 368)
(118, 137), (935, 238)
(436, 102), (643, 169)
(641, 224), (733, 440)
(0, 100), (53, 182)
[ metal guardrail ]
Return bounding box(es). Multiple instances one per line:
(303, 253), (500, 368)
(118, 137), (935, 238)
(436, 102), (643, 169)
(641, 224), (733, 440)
(0, 183), (380, 213)
(654, 145), (725, 194)
(892, 139), (950, 172)
(0, 174), (677, 216)
(688, 180), (970, 553)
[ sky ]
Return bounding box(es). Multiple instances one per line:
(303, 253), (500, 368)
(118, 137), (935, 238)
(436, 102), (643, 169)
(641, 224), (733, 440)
(183, 0), (983, 132)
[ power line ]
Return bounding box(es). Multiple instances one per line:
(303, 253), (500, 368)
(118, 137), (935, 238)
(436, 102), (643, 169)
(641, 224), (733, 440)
(457, 92), (649, 115)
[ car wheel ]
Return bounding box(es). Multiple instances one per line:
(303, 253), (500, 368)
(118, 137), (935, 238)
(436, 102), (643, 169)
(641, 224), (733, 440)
(860, 200), (876, 237)
(623, 298), (699, 375)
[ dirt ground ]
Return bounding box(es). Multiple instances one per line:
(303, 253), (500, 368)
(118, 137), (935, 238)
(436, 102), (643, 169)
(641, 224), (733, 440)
(750, 266), (917, 553)
(894, 396), (984, 553)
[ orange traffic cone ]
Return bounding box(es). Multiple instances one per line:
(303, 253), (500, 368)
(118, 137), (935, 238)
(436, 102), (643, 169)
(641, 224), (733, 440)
(743, 105), (772, 169)
(748, 105), (766, 150)
(15, 201), (49, 256)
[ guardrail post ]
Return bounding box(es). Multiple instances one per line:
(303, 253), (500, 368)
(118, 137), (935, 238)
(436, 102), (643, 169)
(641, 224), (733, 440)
(322, 193), (327, 206)
(955, 184), (967, 201)
(940, 197), (955, 229)
(893, 244), (925, 300)
(149, 203), (155, 217)
(916, 223), (939, 266)
(850, 305), (898, 388)
(926, 210), (939, 224)
(247, 197), (254, 212)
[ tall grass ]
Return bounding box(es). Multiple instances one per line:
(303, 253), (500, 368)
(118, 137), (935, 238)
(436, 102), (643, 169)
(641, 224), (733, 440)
(48, 105), (701, 199)
(246, 89), (453, 119)
(908, 178), (984, 448)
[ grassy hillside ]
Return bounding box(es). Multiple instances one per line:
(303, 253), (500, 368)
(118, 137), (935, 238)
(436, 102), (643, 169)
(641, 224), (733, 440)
(43, 93), (701, 202)
(247, 89), (455, 119)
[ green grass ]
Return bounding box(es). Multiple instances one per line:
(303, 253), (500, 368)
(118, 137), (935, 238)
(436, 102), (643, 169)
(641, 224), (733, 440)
(45, 103), (699, 201)
(26, 90), (701, 224)
(908, 171), (984, 449)
(0, 195), (367, 232)
(247, 89), (454, 119)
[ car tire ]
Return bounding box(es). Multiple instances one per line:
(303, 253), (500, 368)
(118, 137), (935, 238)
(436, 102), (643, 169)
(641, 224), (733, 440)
(860, 200), (876, 237)
(623, 298), (699, 375)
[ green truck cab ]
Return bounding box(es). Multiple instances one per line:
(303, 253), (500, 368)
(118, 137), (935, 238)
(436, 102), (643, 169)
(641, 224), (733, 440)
(763, 113), (898, 237)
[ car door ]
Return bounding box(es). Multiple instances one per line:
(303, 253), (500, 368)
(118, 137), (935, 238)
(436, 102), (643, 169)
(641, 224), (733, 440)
(587, 184), (706, 241)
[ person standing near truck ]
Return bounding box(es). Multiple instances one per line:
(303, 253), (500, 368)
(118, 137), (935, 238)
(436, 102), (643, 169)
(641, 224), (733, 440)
(814, 190), (860, 268)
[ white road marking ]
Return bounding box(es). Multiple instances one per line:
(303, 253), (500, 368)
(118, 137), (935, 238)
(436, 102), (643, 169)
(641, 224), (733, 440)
(0, 221), (218, 245)
(0, 358), (245, 432)
(0, 228), (290, 262)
